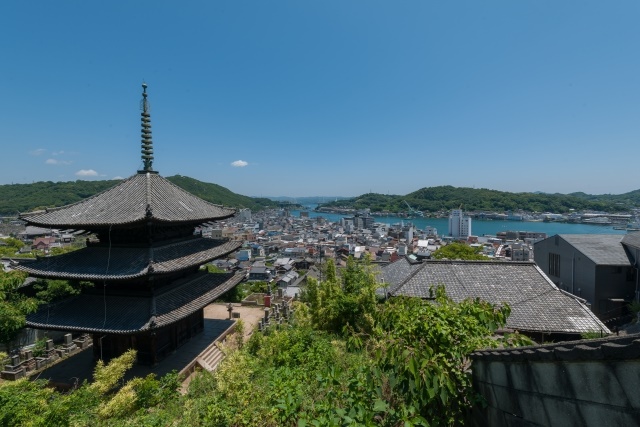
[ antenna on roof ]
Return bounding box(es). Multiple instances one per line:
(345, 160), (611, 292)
(140, 82), (154, 172)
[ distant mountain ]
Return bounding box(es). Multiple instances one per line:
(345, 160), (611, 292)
(265, 196), (352, 205)
(166, 175), (277, 211)
(318, 186), (638, 214)
(569, 189), (640, 206)
(0, 175), (277, 216)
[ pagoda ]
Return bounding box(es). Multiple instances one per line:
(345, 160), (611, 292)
(16, 84), (243, 364)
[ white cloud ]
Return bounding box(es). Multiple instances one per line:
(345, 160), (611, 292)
(112, 176), (124, 180)
(45, 158), (72, 165)
(29, 148), (46, 156)
(52, 150), (65, 156)
(75, 169), (99, 177)
(231, 160), (249, 167)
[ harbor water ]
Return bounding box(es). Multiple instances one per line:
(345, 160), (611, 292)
(291, 209), (628, 236)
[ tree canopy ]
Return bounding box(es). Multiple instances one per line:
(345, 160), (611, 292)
(0, 268), (37, 349)
(432, 242), (490, 260)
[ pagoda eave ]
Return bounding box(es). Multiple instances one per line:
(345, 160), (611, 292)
(15, 239), (242, 282)
(21, 213), (236, 231)
(25, 271), (245, 335)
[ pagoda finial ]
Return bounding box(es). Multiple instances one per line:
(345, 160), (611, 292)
(140, 82), (154, 172)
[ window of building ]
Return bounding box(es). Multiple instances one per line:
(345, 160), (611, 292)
(549, 253), (560, 276)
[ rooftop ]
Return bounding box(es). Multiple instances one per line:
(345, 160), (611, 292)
(381, 258), (609, 335)
(20, 172), (236, 229)
(554, 234), (629, 266)
(471, 332), (640, 362)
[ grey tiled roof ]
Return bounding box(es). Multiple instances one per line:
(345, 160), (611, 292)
(378, 256), (422, 288)
(622, 231), (640, 251)
(26, 271), (244, 334)
(381, 259), (609, 334)
(471, 333), (640, 362)
(20, 172), (236, 228)
(558, 234), (630, 266)
(15, 239), (241, 280)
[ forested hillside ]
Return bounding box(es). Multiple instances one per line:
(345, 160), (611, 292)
(0, 175), (276, 215)
(319, 186), (635, 213)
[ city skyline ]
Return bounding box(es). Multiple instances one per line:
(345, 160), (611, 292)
(2, 1), (639, 198)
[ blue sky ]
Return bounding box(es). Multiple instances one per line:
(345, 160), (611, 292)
(1, 1), (639, 197)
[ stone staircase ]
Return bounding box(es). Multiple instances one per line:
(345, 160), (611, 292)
(195, 344), (225, 372)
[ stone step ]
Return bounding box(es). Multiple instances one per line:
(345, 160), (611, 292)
(200, 345), (219, 362)
(196, 357), (213, 372)
(197, 346), (225, 372)
(203, 348), (224, 366)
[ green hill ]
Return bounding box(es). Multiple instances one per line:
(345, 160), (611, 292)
(165, 175), (277, 211)
(0, 175), (276, 216)
(319, 186), (637, 214)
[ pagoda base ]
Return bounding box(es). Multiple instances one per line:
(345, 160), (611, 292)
(92, 309), (205, 365)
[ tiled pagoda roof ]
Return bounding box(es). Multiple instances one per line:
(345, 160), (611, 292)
(26, 271), (244, 334)
(20, 172), (236, 228)
(15, 238), (241, 281)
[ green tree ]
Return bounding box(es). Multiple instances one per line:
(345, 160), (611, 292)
(304, 256), (379, 337)
(0, 268), (38, 350)
(370, 287), (517, 425)
(432, 242), (490, 260)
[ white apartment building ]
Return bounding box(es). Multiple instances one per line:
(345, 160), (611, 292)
(238, 208), (252, 222)
(448, 209), (472, 238)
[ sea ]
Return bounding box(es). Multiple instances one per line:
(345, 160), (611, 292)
(290, 206), (628, 236)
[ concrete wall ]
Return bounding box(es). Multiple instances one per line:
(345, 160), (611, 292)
(471, 335), (640, 427)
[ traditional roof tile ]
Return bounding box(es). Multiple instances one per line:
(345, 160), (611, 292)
(25, 271), (244, 334)
(20, 172), (236, 228)
(15, 239), (241, 280)
(381, 258), (609, 335)
(471, 333), (640, 362)
(622, 231), (640, 251)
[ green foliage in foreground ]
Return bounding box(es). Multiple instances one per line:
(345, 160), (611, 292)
(0, 349), (180, 426)
(0, 258), (533, 426)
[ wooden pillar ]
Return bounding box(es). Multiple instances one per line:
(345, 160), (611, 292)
(150, 332), (158, 365)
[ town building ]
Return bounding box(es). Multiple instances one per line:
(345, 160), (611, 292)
(448, 209), (472, 238)
(510, 242), (531, 261)
(534, 233), (640, 320)
(237, 208), (252, 222)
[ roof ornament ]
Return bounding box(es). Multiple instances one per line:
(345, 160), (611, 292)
(140, 82), (154, 172)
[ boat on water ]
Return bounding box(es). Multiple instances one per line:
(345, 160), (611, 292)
(614, 220), (640, 232)
(582, 217), (613, 225)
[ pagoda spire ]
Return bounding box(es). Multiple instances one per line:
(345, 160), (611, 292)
(140, 83), (154, 172)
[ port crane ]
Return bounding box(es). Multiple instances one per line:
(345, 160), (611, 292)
(403, 200), (424, 217)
